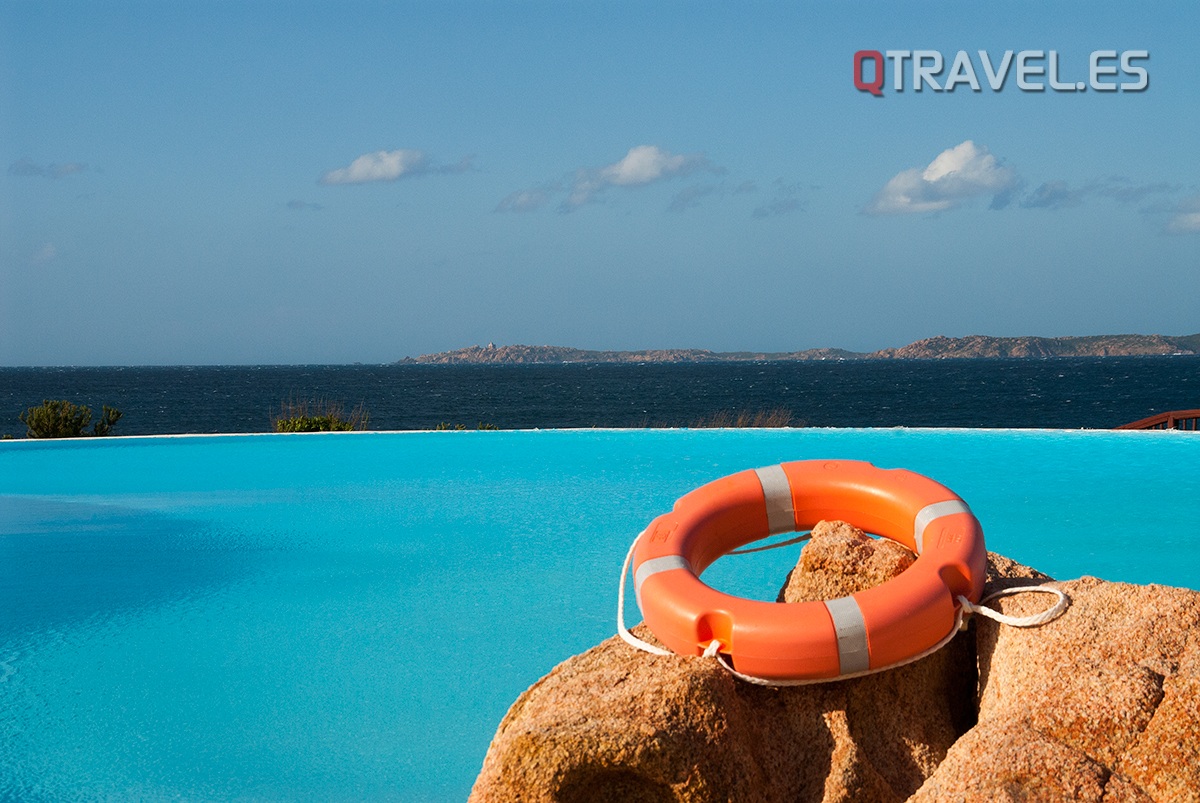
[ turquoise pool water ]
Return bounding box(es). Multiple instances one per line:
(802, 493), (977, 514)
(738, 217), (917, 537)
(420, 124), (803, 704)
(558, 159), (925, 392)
(2, 429), (1198, 801)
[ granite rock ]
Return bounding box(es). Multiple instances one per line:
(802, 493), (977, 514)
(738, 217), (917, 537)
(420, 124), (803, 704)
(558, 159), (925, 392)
(776, 519), (916, 603)
(470, 521), (1200, 802)
(913, 576), (1200, 802)
(470, 522), (970, 802)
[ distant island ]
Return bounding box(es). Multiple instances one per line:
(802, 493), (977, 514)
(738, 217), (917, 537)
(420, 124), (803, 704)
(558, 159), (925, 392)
(399, 333), (1200, 364)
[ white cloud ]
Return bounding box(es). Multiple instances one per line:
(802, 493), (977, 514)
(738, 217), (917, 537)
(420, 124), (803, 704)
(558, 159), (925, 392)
(864, 140), (1019, 215)
(498, 145), (716, 213)
(599, 145), (700, 187)
(564, 170), (603, 209)
(319, 149), (430, 185)
(1167, 213), (1200, 233)
(1165, 196), (1200, 234)
(31, 243), (58, 264)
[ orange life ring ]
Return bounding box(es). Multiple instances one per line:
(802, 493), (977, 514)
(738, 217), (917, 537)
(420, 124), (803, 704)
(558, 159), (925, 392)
(631, 460), (986, 680)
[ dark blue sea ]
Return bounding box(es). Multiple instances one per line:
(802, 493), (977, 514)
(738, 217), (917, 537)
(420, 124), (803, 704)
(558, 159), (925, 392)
(2, 357), (1198, 438)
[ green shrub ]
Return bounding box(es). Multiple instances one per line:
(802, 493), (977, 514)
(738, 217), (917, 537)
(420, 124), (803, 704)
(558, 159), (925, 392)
(19, 400), (123, 438)
(273, 398), (368, 433)
(92, 406), (123, 436)
(275, 415), (355, 433)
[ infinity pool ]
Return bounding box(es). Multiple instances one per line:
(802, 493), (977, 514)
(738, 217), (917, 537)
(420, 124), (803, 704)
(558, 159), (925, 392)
(2, 429), (1198, 801)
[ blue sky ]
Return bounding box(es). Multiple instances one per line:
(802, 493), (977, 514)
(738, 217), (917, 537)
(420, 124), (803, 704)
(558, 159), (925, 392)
(2, 1), (1197, 365)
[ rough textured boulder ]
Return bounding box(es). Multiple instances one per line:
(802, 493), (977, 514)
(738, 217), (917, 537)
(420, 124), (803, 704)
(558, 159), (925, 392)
(470, 522), (1200, 802)
(776, 519), (916, 603)
(913, 576), (1200, 802)
(470, 522), (971, 802)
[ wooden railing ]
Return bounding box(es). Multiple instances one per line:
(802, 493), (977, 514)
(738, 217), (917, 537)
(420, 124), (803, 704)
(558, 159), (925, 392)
(1115, 409), (1200, 431)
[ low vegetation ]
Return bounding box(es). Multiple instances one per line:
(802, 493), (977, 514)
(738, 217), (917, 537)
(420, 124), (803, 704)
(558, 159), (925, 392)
(19, 399), (123, 438)
(435, 421), (500, 430)
(689, 408), (798, 428)
(272, 398), (369, 433)
(631, 407), (800, 428)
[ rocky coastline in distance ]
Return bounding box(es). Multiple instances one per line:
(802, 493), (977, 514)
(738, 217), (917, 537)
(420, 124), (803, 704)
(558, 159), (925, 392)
(399, 333), (1200, 365)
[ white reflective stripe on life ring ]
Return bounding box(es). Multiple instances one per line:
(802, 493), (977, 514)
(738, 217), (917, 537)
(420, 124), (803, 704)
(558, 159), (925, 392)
(913, 499), (973, 554)
(753, 464), (794, 535)
(633, 555), (692, 608)
(824, 595), (870, 673)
